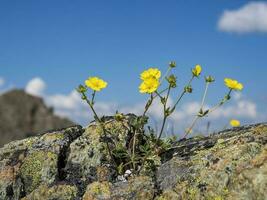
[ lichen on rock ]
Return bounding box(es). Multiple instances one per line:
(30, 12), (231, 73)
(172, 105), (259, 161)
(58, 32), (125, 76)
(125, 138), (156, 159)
(0, 115), (266, 200)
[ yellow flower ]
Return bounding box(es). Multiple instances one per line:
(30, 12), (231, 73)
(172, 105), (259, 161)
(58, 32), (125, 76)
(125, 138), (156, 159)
(230, 119), (240, 127)
(224, 78), (243, 90)
(192, 64), (202, 77)
(139, 77), (160, 94)
(140, 68), (161, 81)
(85, 77), (107, 91)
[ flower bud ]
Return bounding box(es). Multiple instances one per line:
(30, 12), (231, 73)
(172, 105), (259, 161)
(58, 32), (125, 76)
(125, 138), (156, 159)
(76, 84), (87, 93)
(166, 74), (177, 88)
(169, 61), (176, 68)
(192, 64), (202, 77)
(184, 85), (193, 93)
(205, 76), (215, 83)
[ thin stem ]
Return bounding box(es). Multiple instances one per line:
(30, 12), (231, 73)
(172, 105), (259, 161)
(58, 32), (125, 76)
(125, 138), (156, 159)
(136, 149), (152, 174)
(173, 91), (186, 109)
(160, 66), (171, 84)
(131, 130), (137, 171)
(158, 85), (172, 140)
(81, 92), (115, 164)
(209, 89), (232, 113)
(155, 91), (164, 99)
(158, 116), (167, 139)
(183, 116), (199, 138)
(183, 82), (210, 139)
(200, 82), (209, 109)
(152, 87), (168, 98)
(142, 94), (153, 117)
(91, 91), (96, 105)
(172, 76), (194, 109)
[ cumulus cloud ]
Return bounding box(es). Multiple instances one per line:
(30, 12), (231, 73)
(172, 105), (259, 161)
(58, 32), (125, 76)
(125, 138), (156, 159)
(21, 77), (260, 135)
(45, 90), (120, 125)
(218, 2), (267, 33)
(25, 77), (46, 97)
(46, 90), (258, 134)
(0, 77), (5, 87)
(146, 94), (258, 135)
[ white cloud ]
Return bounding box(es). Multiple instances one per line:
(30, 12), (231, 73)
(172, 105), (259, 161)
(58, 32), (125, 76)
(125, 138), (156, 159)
(20, 77), (260, 135)
(45, 90), (120, 125)
(0, 77), (5, 87)
(25, 77), (46, 97)
(209, 99), (257, 119)
(218, 2), (267, 33)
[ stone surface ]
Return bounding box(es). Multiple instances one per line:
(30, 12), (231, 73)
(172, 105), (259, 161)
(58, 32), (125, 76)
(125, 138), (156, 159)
(0, 89), (75, 147)
(0, 115), (266, 200)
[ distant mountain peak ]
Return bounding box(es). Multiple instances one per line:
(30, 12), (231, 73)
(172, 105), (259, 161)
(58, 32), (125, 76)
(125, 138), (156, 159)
(0, 89), (75, 146)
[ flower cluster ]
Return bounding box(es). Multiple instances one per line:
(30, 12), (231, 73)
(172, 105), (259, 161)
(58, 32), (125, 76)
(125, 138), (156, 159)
(139, 68), (161, 94)
(77, 61), (244, 177)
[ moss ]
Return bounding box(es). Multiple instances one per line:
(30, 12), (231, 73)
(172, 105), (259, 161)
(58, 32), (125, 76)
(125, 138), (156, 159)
(19, 151), (58, 194)
(187, 188), (198, 199)
(96, 166), (110, 182)
(156, 190), (179, 200)
(40, 132), (65, 142)
(127, 176), (154, 199)
(252, 125), (267, 135)
(22, 184), (77, 200)
(214, 196), (224, 200)
(83, 181), (111, 199)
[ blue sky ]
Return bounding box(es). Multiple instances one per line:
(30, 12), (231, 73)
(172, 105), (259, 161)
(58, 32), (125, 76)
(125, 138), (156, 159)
(0, 0), (267, 133)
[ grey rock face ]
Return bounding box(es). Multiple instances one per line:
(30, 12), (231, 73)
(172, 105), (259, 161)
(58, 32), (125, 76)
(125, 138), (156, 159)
(0, 115), (266, 200)
(0, 89), (75, 147)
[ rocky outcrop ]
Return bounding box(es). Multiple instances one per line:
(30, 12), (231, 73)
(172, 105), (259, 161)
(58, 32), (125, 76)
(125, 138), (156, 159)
(0, 114), (266, 200)
(0, 89), (74, 147)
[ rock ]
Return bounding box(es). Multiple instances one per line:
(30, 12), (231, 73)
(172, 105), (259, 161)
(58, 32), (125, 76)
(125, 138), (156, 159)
(0, 89), (75, 147)
(0, 126), (83, 199)
(156, 123), (267, 200)
(82, 176), (155, 200)
(21, 184), (78, 200)
(0, 115), (266, 200)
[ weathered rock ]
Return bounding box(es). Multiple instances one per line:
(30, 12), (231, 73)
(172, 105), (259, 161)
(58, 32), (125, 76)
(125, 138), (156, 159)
(0, 89), (75, 147)
(0, 126), (83, 199)
(0, 116), (266, 200)
(156, 124), (267, 200)
(21, 184), (78, 200)
(82, 176), (155, 200)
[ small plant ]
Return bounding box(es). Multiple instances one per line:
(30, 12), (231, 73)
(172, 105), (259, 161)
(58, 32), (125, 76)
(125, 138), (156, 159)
(77, 62), (243, 176)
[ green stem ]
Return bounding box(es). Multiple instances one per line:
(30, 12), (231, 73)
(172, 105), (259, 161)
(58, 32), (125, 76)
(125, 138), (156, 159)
(173, 91), (186, 109)
(209, 89), (232, 113)
(155, 91), (164, 99)
(183, 82), (209, 139)
(158, 85), (172, 140)
(142, 94), (153, 117)
(91, 91), (96, 105)
(160, 66), (171, 84)
(158, 116), (167, 140)
(183, 115), (199, 138)
(81, 92), (115, 164)
(131, 130), (137, 171)
(152, 87), (168, 98)
(172, 76), (194, 109)
(200, 82), (209, 109)
(136, 149), (152, 174)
